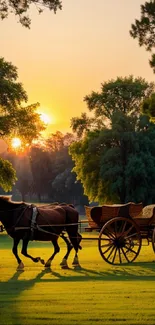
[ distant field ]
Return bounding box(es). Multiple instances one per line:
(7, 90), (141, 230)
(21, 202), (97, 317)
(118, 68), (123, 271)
(0, 234), (155, 325)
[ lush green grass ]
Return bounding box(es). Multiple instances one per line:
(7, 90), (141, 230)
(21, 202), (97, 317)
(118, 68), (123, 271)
(1, 234), (155, 325)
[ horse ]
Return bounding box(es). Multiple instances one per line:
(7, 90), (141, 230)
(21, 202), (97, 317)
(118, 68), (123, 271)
(0, 196), (82, 270)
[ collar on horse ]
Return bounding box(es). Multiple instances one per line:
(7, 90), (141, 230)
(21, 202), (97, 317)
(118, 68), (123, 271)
(30, 206), (38, 240)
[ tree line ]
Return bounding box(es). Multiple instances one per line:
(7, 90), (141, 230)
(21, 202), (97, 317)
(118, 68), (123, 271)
(1, 131), (88, 209)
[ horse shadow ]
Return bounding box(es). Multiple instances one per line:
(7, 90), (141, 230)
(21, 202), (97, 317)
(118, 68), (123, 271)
(1, 260), (155, 324)
(4, 259), (155, 285)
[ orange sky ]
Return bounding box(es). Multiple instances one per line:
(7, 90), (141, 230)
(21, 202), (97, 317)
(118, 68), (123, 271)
(0, 0), (154, 151)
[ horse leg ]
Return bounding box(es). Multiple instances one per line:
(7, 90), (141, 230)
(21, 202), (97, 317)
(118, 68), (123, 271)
(21, 237), (45, 265)
(45, 238), (60, 268)
(72, 233), (82, 266)
(67, 230), (82, 267)
(12, 237), (24, 270)
(60, 233), (73, 269)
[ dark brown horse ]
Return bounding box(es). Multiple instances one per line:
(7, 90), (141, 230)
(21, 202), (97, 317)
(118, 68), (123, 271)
(0, 196), (82, 270)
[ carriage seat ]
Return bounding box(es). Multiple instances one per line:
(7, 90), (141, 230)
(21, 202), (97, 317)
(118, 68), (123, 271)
(85, 202), (143, 230)
(133, 204), (155, 226)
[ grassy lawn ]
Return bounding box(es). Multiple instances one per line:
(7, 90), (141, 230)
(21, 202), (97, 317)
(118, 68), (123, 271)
(0, 233), (155, 325)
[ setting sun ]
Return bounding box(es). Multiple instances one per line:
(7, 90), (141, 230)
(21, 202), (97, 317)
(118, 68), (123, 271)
(39, 112), (51, 124)
(11, 137), (22, 149)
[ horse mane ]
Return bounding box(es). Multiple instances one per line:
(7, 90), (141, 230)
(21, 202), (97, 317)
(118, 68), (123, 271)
(0, 195), (12, 202)
(59, 203), (75, 208)
(0, 196), (23, 204)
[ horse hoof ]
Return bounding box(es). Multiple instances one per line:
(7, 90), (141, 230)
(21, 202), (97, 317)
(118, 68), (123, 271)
(34, 257), (40, 263)
(60, 258), (67, 266)
(17, 262), (24, 270)
(61, 264), (69, 269)
(73, 264), (81, 270)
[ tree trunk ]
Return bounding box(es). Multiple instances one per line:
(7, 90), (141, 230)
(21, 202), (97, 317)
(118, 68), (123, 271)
(37, 192), (42, 203)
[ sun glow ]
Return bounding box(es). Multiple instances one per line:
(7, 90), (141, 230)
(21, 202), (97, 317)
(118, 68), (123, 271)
(11, 137), (22, 149)
(39, 112), (51, 124)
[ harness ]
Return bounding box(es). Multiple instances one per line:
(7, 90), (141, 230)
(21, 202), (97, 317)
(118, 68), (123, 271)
(30, 206), (38, 240)
(0, 204), (81, 240)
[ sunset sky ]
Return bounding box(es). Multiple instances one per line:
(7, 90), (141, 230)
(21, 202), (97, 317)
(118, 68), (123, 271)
(0, 0), (154, 145)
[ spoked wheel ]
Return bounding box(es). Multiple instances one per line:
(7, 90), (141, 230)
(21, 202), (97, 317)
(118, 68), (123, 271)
(98, 217), (142, 265)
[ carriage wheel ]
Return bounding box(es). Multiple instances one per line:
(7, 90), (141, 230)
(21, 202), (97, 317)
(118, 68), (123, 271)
(151, 228), (155, 253)
(98, 217), (142, 265)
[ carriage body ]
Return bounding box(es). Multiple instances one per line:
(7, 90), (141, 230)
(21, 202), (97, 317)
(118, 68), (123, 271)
(84, 203), (155, 265)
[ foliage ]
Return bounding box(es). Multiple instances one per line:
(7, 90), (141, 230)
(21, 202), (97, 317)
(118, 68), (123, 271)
(130, 1), (155, 72)
(0, 57), (45, 192)
(0, 0), (62, 28)
(100, 114), (155, 204)
(0, 157), (17, 191)
(0, 57), (45, 146)
(71, 113), (155, 204)
(69, 133), (108, 203)
(142, 92), (155, 120)
(70, 77), (155, 204)
(71, 76), (154, 137)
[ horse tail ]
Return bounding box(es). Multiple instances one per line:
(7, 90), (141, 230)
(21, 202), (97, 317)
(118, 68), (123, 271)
(64, 206), (82, 251)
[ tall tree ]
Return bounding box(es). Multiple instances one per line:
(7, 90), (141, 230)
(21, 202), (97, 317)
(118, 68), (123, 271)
(71, 76), (154, 137)
(0, 57), (45, 191)
(0, 0), (62, 28)
(70, 77), (155, 205)
(130, 1), (155, 72)
(29, 146), (52, 202)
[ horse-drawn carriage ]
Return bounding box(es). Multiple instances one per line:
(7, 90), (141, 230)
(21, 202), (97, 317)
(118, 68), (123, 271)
(1, 196), (155, 268)
(84, 202), (155, 265)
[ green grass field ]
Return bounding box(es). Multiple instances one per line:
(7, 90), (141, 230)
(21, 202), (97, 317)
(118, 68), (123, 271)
(1, 233), (155, 325)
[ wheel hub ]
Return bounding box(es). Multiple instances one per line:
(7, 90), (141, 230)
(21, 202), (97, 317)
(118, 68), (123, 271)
(114, 236), (125, 248)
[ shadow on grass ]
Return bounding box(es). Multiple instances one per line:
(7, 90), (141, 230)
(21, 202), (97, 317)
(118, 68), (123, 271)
(1, 261), (155, 324)
(1, 260), (155, 288)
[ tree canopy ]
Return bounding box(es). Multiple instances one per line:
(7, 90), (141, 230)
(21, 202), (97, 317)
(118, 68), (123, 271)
(70, 77), (155, 205)
(130, 1), (155, 72)
(0, 0), (62, 27)
(0, 57), (45, 191)
(71, 76), (154, 137)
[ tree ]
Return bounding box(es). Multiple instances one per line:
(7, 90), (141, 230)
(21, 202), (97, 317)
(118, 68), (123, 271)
(71, 76), (154, 137)
(30, 146), (54, 202)
(0, 57), (45, 191)
(13, 155), (33, 201)
(70, 77), (155, 205)
(0, 157), (17, 191)
(0, 57), (44, 143)
(130, 1), (155, 72)
(0, 0), (62, 28)
(142, 92), (155, 121)
(70, 112), (155, 205)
